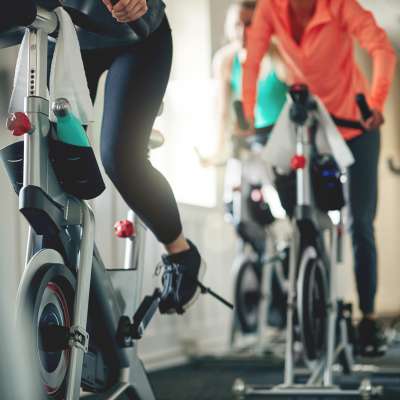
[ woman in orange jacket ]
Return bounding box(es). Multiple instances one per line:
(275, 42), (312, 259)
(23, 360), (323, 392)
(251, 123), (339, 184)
(243, 0), (396, 356)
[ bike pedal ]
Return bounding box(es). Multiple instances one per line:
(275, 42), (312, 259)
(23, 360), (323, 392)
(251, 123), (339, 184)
(116, 316), (134, 348)
(196, 279), (234, 310)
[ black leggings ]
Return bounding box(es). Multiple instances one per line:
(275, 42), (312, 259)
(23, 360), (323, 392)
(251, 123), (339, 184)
(81, 18), (182, 244)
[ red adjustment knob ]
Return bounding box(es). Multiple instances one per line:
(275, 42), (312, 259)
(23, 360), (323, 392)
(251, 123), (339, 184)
(114, 220), (136, 238)
(251, 188), (263, 202)
(291, 155), (307, 170)
(6, 112), (32, 136)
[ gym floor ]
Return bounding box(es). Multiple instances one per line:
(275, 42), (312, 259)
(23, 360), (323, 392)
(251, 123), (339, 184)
(149, 347), (400, 400)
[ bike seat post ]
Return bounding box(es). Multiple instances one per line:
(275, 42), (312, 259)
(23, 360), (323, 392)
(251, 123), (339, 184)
(23, 7), (58, 189)
(295, 126), (312, 208)
(290, 85), (314, 210)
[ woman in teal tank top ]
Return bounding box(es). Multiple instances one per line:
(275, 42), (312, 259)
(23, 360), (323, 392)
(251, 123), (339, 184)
(201, 1), (287, 166)
(230, 52), (287, 129)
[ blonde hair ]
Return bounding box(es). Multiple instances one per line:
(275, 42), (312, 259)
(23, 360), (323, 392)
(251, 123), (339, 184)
(224, 1), (257, 43)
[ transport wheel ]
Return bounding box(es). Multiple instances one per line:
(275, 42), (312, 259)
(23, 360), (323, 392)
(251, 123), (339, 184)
(19, 263), (76, 399)
(235, 259), (261, 334)
(297, 246), (328, 363)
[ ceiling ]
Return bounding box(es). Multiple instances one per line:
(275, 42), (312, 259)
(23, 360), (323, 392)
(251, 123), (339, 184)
(360, 0), (400, 51)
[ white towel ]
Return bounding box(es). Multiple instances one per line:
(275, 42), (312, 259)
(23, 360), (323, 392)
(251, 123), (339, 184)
(263, 95), (354, 173)
(9, 7), (94, 124)
(8, 31), (30, 115)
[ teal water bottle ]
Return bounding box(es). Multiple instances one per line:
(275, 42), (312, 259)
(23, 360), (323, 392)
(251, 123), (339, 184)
(52, 98), (90, 147)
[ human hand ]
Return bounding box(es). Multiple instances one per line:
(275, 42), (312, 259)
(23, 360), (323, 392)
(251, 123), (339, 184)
(234, 120), (256, 138)
(363, 109), (384, 131)
(102, 0), (148, 23)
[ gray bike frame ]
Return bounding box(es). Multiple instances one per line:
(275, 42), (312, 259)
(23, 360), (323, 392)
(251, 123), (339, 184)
(229, 152), (288, 352)
(232, 103), (382, 399)
(13, 7), (154, 400)
(284, 117), (348, 387)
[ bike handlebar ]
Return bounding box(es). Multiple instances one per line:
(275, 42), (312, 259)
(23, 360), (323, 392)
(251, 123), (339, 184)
(232, 86), (372, 137)
(356, 93), (373, 121)
(233, 100), (250, 130)
(0, 1), (150, 44)
(110, 0), (150, 40)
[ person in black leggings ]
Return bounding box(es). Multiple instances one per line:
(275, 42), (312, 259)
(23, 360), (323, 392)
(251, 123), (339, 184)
(58, 0), (206, 313)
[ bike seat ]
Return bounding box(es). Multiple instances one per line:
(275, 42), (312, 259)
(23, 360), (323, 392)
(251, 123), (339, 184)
(0, 1), (61, 48)
(0, 0), (37, 35)
(37, 0), (63, 11)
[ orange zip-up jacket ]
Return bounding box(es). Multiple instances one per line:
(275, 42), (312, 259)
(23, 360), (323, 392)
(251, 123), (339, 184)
(243, 0), (396, 140)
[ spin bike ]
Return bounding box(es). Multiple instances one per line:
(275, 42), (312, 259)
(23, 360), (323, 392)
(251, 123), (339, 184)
(227, 113), (290, 350)
(233, 85), (382, 398)
(0, 4), (211, 399)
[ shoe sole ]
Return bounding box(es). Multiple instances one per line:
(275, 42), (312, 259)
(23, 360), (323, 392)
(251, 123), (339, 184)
(360, 345), (388, 358)
(182, 259), (207, 312)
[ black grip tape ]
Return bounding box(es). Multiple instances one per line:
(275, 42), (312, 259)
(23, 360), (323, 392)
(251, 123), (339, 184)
(356, 93), (373, 121)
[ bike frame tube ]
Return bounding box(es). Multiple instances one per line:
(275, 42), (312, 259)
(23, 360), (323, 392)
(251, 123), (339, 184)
(295, 125), (312, 207)
(66, 202), (95, 400)
(324, 223), (342, 385)
(17, 8), (96, 399)
(283, 220), (299, 385)
(124, 210), (148, 314)
(23, 8), (57, 190)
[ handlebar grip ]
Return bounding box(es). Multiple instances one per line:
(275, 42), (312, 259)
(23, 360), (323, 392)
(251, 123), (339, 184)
(233, 100), (250, 130)
(110, 0), (150, 39)
(356, 93), (373, 121)
(127, 18), (150, 39)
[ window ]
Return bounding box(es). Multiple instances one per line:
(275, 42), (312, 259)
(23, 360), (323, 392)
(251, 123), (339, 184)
(151, 79), (218, 208)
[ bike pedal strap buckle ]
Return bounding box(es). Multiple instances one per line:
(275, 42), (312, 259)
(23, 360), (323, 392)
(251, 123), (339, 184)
(69, 325), (89, 353)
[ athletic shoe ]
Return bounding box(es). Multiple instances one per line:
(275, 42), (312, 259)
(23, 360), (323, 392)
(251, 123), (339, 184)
(158, 240), (207, 315)
(357, 318), (388, 357)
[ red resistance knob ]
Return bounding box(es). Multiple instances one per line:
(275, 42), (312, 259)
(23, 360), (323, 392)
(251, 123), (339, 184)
(251, 188), (264, 203)
(291, 155), (307, 170)
(114, 220), (136, 238)
(6, 112), (33, 136)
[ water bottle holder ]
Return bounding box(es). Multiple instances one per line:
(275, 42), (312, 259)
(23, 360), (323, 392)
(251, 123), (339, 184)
(311, 154), (345, 212)
(0, 141), (24, 195)
(49, 136), (106, 200)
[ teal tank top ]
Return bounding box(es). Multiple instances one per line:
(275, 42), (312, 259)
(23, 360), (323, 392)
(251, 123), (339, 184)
(231, 53), (287, 129)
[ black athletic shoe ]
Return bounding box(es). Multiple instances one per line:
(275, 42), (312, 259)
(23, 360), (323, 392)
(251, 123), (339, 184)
(357, 318), (388, 357)
(158, 240), (207, 315)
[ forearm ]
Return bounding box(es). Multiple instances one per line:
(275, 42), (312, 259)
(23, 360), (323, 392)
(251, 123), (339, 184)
(215, 111), (231, 153)
(242, 2), (272, 121)
(342, 0), (397, 111)
(370, 48), (397, 111)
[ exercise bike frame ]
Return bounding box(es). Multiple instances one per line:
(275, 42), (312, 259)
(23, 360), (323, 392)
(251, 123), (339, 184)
(233, 87), (382, 399)
(284, 106), (348, 387)
(229, 139), (290, 351)
(3, 6), (155, 400)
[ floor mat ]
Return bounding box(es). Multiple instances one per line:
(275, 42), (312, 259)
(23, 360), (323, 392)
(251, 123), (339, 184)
(149, 354), (400, 400)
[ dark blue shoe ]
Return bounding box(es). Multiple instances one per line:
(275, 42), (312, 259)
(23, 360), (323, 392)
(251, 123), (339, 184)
(358, 318), (387, 357)
(158, 240), (206, 315)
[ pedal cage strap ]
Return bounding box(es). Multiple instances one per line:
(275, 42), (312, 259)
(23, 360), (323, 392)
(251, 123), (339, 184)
(175, 265), (234, 310)
(195, 279), (234, 310)
(69, 325), (89, 353)
(160, 263), (234, 314)
(168, 265), (185, 315)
